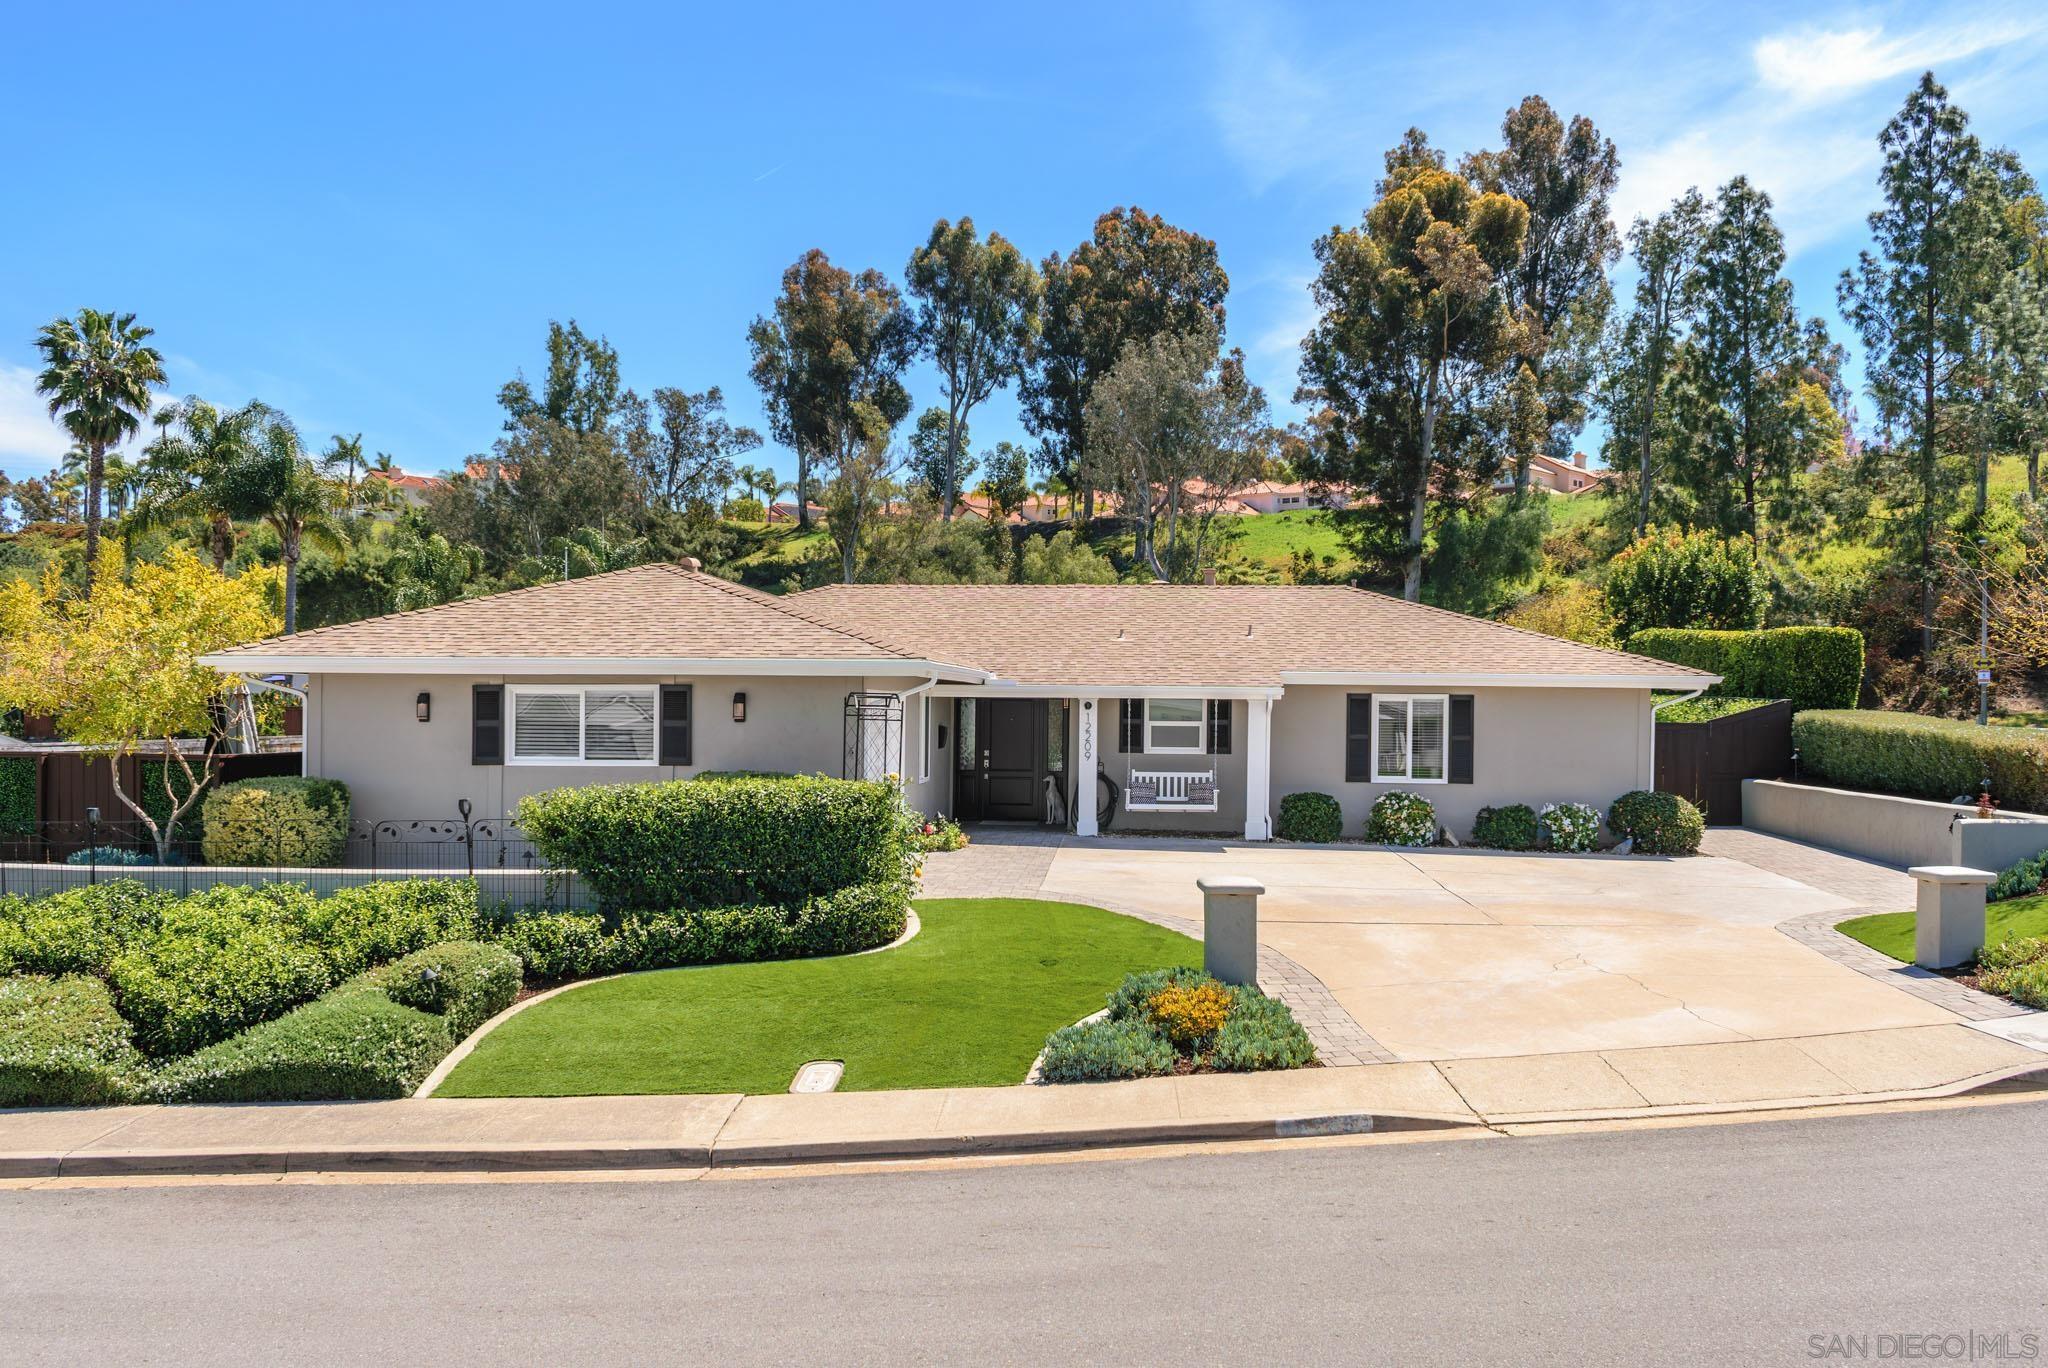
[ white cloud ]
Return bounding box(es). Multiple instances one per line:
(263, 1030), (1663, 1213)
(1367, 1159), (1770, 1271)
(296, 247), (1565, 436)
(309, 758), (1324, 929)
(0, 364), (70, 480)
(1753, 16), (2043, 105)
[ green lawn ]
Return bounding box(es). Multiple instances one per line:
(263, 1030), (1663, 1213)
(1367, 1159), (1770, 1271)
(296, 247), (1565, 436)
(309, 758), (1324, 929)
(1835, 893), (2048, 963)
(434, 898), (1199, 1097)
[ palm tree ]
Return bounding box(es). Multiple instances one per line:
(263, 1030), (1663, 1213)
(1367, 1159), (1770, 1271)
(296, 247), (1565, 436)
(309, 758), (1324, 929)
(131, 397), (273, 571)
(322, 433), (365, 514)
(33, 310), (167, 592)
(225, 412), (347, 633)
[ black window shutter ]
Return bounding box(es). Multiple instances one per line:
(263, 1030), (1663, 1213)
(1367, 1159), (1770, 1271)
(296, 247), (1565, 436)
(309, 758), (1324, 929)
(1206, 700), (1232, 755)
(1449, 694), (1475, 784)
(659, 685), (692, 767)
(1118, 700), (1140, 753)
(1344, 693), (1373, 782)
(471, 685), (503, 765)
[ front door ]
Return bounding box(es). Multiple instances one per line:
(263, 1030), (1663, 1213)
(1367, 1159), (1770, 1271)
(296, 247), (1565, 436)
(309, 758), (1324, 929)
(958, 698), (1046, 822)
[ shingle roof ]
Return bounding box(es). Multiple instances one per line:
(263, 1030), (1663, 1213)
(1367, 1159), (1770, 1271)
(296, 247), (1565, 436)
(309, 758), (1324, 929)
(794, 583), (1715, 688)
(203, 562), (1716, 689)
(204, 564), (931, 666)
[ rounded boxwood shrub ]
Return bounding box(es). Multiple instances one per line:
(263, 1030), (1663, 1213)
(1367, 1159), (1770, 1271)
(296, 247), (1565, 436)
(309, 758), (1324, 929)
(1539, 801), (1602, 852)
(1366, 791), (1436, 847)
(1276, 792), (1343, 843)
(1471, 804), (1539, 851)
(517, 774), (913, 913)
(1607, 790), (1705, 855)
(0, 975), (148, 1106)
(200, 777), (352, 867)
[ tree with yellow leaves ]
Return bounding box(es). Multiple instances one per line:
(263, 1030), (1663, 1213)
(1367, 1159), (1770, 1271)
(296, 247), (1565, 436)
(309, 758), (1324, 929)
(0, 545), (282, 858)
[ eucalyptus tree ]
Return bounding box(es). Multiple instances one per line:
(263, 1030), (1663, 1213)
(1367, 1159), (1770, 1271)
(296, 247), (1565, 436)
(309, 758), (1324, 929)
(1022, 208), (1229, 519)
(1601, 189), (1710, 534)
(32, 309), (166, 591)
(618, 385), (760, 516)
(1461, 96), (1622, 493)
(748, 249), (917, 530)
(1297, 132), (1531, 598)
(906, 218), (1041, 519)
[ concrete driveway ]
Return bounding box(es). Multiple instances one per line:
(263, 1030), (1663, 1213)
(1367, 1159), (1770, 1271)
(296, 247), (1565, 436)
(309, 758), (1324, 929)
(1001, 838), (1958, 1062)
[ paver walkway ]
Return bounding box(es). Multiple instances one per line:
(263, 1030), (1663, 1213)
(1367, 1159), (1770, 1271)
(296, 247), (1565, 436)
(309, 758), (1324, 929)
(1699, 827), (1916, 910)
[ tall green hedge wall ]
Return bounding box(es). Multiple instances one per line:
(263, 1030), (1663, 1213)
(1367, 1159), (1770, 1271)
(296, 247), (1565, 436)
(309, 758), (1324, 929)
(1792, 710), (2048, 813)
(0, 758), (35, 838)
(1626, 627), (1864, 712)
(516, 774), (913, 912)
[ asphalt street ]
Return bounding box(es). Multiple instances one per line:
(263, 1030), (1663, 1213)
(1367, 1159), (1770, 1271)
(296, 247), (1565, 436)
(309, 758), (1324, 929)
(5, 1099), (2044, 1366)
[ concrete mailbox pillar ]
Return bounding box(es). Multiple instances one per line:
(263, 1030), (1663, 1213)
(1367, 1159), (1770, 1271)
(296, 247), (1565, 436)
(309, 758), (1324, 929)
(1197, 875), (1263, 987)
(1908, 865), (1994, 970)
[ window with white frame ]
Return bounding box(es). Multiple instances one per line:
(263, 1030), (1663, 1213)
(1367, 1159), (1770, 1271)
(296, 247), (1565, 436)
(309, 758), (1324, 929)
(1144, 698), (1206, 754)
(510, 686), (657, 764)
(1373, 695), (1447, 783)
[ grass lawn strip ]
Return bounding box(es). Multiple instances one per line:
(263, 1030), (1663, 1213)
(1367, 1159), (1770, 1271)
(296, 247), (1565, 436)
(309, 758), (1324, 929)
(1835, 893), (2048, 963)
(435, 898), (1198, 1097)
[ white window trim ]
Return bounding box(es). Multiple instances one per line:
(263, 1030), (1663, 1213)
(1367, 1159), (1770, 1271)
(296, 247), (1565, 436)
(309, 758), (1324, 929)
(1143, 697), (1208, 756)
(1370, 693), (1450, 785)
(507, 684), (660, 766)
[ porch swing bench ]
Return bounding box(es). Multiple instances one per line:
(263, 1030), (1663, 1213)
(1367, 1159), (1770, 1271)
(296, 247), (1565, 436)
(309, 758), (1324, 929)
(1125, 768), (1219, 813)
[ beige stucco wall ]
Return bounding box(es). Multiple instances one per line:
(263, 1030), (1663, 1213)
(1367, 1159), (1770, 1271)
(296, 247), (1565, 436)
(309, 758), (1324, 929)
(1094, 699), (1248, 833)
(1268, 684), (1654, 839)
(305, 672), (931, 822)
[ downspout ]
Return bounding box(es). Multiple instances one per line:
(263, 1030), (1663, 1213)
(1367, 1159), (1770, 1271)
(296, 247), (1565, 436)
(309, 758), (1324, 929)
(1648, 686), (1707, 793)
(897, 676), (940, 791)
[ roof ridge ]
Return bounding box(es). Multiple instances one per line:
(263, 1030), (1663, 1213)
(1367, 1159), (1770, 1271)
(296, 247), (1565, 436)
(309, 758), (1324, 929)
(1335, 585), (1711, 674)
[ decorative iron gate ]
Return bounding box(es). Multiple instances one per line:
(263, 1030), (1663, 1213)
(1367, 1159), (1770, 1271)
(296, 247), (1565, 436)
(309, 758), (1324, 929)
(842, 692), (904, 782)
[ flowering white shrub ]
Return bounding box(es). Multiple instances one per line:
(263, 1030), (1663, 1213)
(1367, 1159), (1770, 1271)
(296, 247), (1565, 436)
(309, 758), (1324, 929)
(1539, 801), (1601, 852)
(1366, 791), (1436, 847)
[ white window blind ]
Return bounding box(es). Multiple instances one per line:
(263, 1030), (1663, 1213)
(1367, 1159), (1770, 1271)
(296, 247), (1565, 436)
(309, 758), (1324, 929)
(510, 686), (657, 764)
(513, 692), (581, 760)
(1373, 694), (1448, 784)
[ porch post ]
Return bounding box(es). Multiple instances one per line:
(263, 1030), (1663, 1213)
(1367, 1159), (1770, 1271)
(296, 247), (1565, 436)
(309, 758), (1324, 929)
(1073, 697), (1099, 837)
(1244, 696), (1273, 841)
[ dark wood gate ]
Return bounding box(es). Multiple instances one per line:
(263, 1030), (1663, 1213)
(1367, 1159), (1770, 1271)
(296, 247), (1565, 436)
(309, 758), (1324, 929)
(1654, 700), (1793, 825)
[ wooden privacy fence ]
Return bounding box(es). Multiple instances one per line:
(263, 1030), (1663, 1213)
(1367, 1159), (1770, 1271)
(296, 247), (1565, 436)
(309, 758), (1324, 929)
(5, 749), (302, 858)
(1654, 700), (1793, 826)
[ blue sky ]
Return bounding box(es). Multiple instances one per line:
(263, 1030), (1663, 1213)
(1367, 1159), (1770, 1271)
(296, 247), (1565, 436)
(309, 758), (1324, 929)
(4, 1), (2046, 487)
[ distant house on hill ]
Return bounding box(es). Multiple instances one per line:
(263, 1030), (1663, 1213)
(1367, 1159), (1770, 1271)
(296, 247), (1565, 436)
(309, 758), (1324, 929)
(1494, 452), (1610, 496)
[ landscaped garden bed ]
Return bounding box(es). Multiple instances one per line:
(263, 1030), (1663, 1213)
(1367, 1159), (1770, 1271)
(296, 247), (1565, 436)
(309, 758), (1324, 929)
(1037, 966), (1317, 1082)
(434, 898), (1200, 1096)
(1835, 849), (2048, 1009)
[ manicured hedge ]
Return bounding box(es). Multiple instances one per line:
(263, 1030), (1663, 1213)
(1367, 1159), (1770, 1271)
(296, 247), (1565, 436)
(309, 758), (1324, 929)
(149, 984), (455, 1103)
(1608, 790), (1705, 855)
(516, 774), (915, 911)
(1792, 711), (2048, 813)
(1276, 792), (1343, 843)
(0, 881), (164, 978)
(1627, 627), (1864, 712)
(0, 756), (36, 838)
(490, 880), (913, 983)
(0, 975), (148, 1107)
(200, 776), (352, 867)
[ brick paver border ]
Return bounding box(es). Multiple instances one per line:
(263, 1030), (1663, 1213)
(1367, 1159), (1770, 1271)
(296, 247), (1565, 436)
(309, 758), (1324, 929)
(1777, 908), (2034, 1023)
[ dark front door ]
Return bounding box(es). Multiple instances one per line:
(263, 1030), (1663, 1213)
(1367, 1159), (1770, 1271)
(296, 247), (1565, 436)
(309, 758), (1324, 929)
(957, 698), (1046, 822)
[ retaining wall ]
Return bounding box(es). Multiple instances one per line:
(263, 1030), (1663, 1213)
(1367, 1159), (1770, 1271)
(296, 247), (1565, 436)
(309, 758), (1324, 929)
(1741, 779), (2048, 870)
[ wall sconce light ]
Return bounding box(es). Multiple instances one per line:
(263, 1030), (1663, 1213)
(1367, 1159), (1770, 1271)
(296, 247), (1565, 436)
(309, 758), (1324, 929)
(416, 691), (432, 723)
(731, 691), (747, 724)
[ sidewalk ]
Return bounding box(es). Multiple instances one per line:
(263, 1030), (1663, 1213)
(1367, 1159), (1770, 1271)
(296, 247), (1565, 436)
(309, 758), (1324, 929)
(6, 1023), (2043, 1179)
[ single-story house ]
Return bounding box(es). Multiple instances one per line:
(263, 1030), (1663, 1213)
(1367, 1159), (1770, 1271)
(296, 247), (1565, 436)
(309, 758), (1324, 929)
(200, 562), (1716, 840)
(1493, 452), (1611, 496)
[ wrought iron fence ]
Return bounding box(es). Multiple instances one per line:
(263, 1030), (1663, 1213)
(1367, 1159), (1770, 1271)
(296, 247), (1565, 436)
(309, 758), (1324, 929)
(0, 805), (583, 909)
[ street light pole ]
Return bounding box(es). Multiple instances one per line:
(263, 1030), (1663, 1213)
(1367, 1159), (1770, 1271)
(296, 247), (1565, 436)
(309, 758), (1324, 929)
(1977, 534), (1991, 728)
